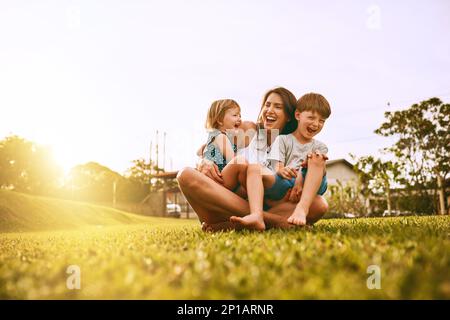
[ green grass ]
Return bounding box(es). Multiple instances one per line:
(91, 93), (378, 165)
(0, 191), (449, 299)
(0, 190), (154, 233)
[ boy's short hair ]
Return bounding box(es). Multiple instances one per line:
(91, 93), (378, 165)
(297, 93), (331, 119)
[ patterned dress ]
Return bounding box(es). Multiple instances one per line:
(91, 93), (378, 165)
(203, 130), (238, 172)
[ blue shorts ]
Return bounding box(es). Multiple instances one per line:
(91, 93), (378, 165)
(264, 167), (328, 201)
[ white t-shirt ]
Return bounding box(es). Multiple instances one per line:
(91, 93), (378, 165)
(267, 134), (328, 171)
(237, 129), (273, 168)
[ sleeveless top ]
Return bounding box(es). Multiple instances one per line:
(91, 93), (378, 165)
(203, 130), (238, 172)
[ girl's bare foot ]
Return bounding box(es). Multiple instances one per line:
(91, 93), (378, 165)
(229, 214), (265, 231)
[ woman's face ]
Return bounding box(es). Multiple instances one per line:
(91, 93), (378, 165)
(260, 93), (289, 132)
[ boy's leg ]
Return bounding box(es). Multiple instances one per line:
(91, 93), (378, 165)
(230, 164), (275, 230)
(288, 153), (326, 226)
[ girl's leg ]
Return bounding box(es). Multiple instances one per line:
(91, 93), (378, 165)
(220, 156), (248, 195)
(288, 154), (326, 226)
(229, 164), (276, 231)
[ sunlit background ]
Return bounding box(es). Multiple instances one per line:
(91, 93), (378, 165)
(1, 0), (449, 174)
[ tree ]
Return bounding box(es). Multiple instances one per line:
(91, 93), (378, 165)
(125, 158), (166, 191)
(64, 162), (148, 203)
(66, 162), (118, 202)
(353, 155), (402, 215)
(0, 135), (62, 195)
(375, 98), (449, 215)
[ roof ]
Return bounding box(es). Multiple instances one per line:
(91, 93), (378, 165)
(150, 171), (179, 179)
(326, 159), (354, 169)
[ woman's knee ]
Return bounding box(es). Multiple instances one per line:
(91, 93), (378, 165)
(316, 196), (329, 214)
(177, 167), (199, 189)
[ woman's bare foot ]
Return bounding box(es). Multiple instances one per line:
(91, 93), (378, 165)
(287, 206), (308, 226)
(229, 214), (265, 231)
(201, 221), (241, 232)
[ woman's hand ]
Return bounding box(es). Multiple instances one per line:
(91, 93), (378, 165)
(197, 158), (224, 184)
(289, 183), (302, 203)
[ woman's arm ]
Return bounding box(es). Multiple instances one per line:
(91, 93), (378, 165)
(197, 158), (224, 184)
(239, 121), (257, 148)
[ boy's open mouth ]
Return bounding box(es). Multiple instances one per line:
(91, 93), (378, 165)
(306, 127), (317, 134)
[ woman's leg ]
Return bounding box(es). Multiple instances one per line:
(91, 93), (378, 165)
(177, 167), (328, 231)
(177, 167), (249, 224)
(267, 195), (328, 225)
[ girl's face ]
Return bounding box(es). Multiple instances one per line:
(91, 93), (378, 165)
(219, 106), (241, 132)
(295, 110), (325, 140)
(260, 93), (289, 132)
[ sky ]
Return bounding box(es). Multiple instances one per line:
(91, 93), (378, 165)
(1, 0), (449, 175)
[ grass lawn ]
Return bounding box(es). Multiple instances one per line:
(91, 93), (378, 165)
(1, 215), (449, 298)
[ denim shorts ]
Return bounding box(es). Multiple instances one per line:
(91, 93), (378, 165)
(264, 167), (328, 201)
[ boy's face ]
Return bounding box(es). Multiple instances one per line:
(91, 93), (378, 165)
(295, 110), (326, 140)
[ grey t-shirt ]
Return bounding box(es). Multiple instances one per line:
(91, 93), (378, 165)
(267, 134), (328, 171)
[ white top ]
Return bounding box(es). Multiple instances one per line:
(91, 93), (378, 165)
(267, 134), (328, 171)
(237, 129), (274, 169)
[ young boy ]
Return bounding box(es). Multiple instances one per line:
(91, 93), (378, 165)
(231, 93), (331, 229)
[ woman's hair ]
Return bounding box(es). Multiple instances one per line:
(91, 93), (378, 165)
(256, 87), (297, 134)
(205, 99), (240, 129)
(297, 93), (331, 119)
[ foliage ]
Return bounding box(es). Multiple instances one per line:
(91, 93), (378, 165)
(0, 135), (62, 195)
(325, 180), (368, 217)
(375, 98), (449, 214)
(63, 162), (147, 203)
(125, 158), (172, 192)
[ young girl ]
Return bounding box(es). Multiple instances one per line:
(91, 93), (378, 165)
(202, 99), (256, 198)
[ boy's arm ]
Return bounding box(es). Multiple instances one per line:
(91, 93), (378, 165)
(274, 161), (297, 179)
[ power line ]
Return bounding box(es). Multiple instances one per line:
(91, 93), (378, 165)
(334, 90), (450, 118)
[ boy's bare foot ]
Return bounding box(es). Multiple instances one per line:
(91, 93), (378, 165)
(229, 214), (265, 231)
(287, 207), (308, 226)
(201, 221), (241, 232)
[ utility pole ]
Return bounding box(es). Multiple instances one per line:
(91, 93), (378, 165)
(156, 130), (159, 172)
(149, 140), (153, 192)
(163, 131), (166, 172)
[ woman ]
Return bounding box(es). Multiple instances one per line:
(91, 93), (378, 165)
(177, 87), (329, 231)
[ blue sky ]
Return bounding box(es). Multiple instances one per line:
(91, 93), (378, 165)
(1, 0), (449, 174)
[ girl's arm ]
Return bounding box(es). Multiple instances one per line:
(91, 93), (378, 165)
(196, 144), (206, 157)
(214, 133), (237, 164)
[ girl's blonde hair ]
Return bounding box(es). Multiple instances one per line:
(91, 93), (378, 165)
(205, 99), (240, 129)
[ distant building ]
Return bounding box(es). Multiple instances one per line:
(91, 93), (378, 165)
(326, 159), (358, 187)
